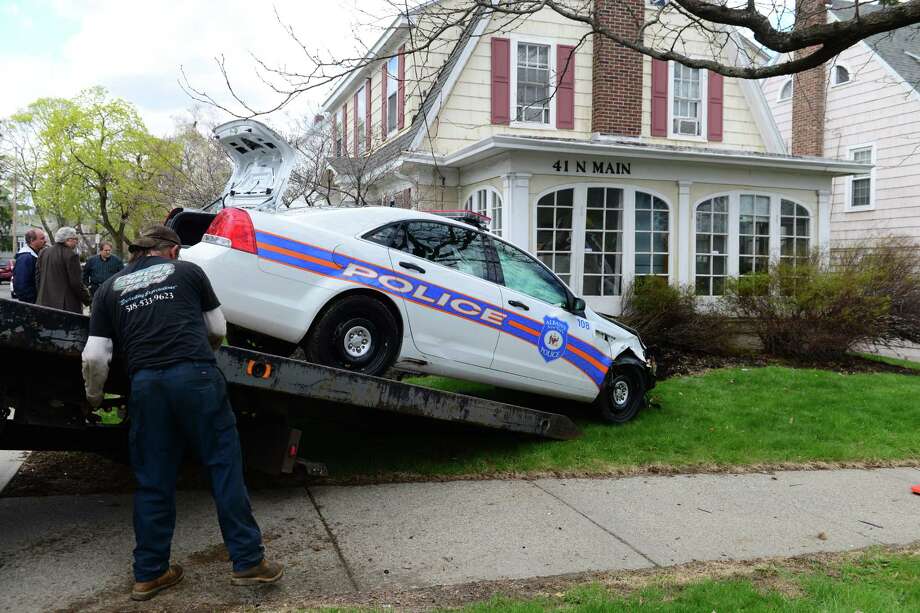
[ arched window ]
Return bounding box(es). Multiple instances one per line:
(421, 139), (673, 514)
(634, 191), (669, 279)
(780, 200), (811, 265)
(536, 188), (574, 286)
(739, 194), (771, 275)
(465, 188), (503, 236)
(583, 187), (624, 296)
(695, 196), (728, 296)
(779, 79), (793, 102)
(832, 65), (851, 86)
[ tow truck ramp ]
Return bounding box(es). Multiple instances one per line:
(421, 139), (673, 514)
(0, 299), (581, 473)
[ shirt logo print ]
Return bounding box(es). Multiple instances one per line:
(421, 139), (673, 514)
(113, 263), (176, 295)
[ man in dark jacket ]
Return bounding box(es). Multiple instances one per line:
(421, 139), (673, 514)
(36, 226), (91, 313)
(12, 228), (47, 303)
(82, 241), (124, 296)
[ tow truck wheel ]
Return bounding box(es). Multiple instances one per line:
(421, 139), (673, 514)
(595, 367), (646, 424)
(305, 295), (399, 376)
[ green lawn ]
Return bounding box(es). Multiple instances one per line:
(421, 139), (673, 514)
(297, 366), (920, 479)
(452, 549), (920, 612)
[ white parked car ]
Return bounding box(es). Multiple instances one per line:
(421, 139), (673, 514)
(168, 120), (655, 423)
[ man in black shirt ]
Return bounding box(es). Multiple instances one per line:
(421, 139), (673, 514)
(82, 225), (282, 601)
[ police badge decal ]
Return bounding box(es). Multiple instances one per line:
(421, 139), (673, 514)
(538, 316), (568, 363)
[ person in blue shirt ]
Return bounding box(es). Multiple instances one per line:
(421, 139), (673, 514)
(12, 228), (47, 303)
(82, 241), (124, 296)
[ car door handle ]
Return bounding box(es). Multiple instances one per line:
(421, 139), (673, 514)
(399, 261), (426, 274)
(508, 300), (530, 311)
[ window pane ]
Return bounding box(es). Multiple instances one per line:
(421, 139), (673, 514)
(556, 188), (574, 207)
(555, 208), (572, 229)
(605, 211), (622, 231)
(602, 276), (621, 296)
(696, 255), (710, 275)
(653, 254), (668, 274)
(583, 276), (600, 296)
(401, 222), (489, 280)
(585, 209), (604, 230)
(635, 254), (651, 275)
(653, 232), (668, 253)
(712, 255), (726, 275)
(635, 211), (651, 231)
(494, 239), (568, 306)
(537, 231), (553, 250)
(537, 207), (553, 228)
(712, 235), (726, 254)
(587, 187), (605, 207)
(696, 235), (710, 254)
(585, 232), (603, 252)
(584, 254), (601, 274)
(695, 277), (710, 295)
(636, 232), (651, 253)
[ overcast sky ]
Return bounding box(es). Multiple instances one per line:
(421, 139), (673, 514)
(0, 0), (393, 136)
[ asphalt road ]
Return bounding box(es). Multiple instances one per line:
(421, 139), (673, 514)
(0, 283), (10, 300)
(2, 467), (919, 611)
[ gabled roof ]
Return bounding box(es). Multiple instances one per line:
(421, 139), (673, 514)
(831, 1), (920, 92)
(330, 5), (488, 176)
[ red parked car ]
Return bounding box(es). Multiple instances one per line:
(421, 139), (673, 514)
(0, 260), (13, 284)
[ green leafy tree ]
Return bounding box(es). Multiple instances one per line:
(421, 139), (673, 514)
(2, 88), (181, 255)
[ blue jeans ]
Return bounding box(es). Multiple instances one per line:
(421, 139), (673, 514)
(129, 361), (264, 581)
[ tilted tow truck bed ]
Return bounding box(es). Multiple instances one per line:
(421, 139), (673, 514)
(0, 299), (580, 474)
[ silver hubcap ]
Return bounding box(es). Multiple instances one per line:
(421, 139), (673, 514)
(613, 380), (629, 406)
(343, 325), (372, 358)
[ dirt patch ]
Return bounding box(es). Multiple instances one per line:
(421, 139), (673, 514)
(1, 451), (307, 497)
(207, 543), (920, 612)
(655, 350), (919, 380)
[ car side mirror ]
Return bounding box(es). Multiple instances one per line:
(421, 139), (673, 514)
(569, 296), (586, 317)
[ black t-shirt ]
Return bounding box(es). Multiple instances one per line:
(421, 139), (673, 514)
(89, 256), (221, 375)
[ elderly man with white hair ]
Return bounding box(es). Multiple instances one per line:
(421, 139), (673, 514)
(36, 226), (92, 313)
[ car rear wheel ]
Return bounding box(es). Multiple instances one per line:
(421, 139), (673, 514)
(594, 367), (646, 424)
(304, 294), (399, 376)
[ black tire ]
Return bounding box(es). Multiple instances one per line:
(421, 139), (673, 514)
(304, 294), (400, 376)
(594, 367), (646, 424)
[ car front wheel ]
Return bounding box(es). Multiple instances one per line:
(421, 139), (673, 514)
(594, 367), (646, 424)
(304, 294), (399, 376)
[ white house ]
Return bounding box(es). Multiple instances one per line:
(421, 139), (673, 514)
(762, 0), (920, 249)
(321, 0), (866, 315)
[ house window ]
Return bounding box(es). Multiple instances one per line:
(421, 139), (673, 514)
(386, 56), (399, 134)
(536, 188), (574, 286)
(334, 108), (343, 157)
(465, 188), (503, 236)
(695, 196), (728, 296)
(779, 79), (793, 102)
(634, 192), (669, 279)
(355, 84), (366, 155)
(583, 187), (623, 296)
(849, 145), (874, 208)
(739, 194), (771, 275)
(671, 63), (703, 137)
(515, 42), (551, 124)
(832, 65), (851, 86)
(780, 200), (811, 265)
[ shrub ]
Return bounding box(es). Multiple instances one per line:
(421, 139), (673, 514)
(618, 276), (731, 354)
(722, 238), (920, 359)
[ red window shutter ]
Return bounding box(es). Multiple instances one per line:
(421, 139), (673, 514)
(707, 71), (724, 142)
(342, 102), (348, 157)
(556, 45), (575, 129)
(491, 37), (510, 125)
(365, 78), (372, 151)
(398, 46), (406, 130)
(651, 59), (668, 137)
(381, 63), (388, 141)
(352, 92), (359, 155)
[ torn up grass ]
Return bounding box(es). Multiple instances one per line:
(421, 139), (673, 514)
(452, 548), (920, 612)
(299, 366), (920, 480)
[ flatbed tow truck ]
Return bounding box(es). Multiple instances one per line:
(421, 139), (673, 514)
(0, 298), (580, 475)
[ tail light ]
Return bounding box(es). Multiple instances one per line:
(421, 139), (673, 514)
(203, 208), (258, 254)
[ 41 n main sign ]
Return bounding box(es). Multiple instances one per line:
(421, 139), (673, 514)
(552, 159), (632, 175)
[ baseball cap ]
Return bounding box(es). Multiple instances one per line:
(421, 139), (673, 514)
(129, 225), (182, 252)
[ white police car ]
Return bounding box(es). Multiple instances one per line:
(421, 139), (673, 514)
(169, 120), (654, 423)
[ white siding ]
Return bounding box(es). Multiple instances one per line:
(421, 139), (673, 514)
(763, 43), (920, 246)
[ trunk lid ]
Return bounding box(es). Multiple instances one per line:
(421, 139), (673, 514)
(213, 119), (296, 211)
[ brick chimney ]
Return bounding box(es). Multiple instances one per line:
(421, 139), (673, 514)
(592, 0), (644, 136)
(790, 0), (828, 156)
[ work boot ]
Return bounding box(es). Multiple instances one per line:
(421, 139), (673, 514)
(131, 564), (184, 601)
(231, 558), (284, 586)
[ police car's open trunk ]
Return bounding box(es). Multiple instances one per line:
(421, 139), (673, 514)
(166, 119), (296, 247)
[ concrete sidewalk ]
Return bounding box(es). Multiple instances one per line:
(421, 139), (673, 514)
(2, 467), (919, 611)
(0, 450), (27, 493)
